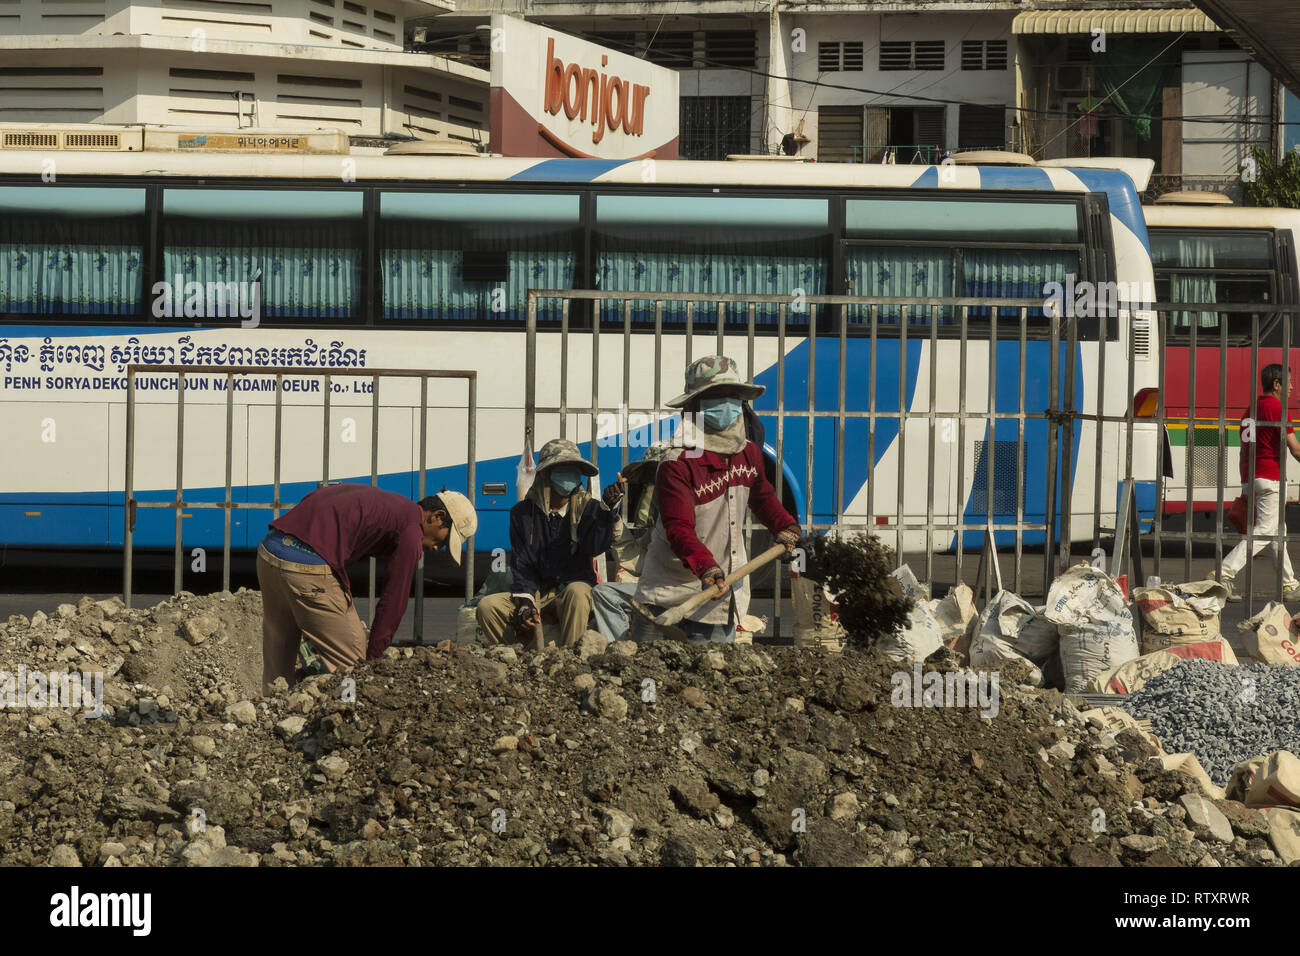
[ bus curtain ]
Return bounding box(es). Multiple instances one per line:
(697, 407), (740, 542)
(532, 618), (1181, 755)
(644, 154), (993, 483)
(1168, 236), (1219, 330)
(843, 246), (1077, 323)
(594, 252), (828, 324)
(164, 220), (359, 319)
(381, 247), (576, 321)
(0, 218), (142, 314)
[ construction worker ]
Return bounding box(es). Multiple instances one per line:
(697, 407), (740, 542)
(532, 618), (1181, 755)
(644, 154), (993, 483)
(633, 355), (801, 643)
(257, 484), (477, 693)
(476, 438), (616, 649)
(590, 440), (671, 642)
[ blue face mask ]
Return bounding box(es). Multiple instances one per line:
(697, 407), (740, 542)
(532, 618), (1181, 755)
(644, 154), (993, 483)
(699, 397), (743, 431)
(549, 466), (582, 496)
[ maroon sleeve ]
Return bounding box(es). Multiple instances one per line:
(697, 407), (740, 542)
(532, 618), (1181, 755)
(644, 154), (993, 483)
(366, 523), (421, 660)
(746, 444), (798, 533)
(656, 457), (720, 577)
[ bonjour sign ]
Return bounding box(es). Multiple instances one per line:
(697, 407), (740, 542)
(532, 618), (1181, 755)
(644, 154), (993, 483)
(544, 37), (650, 145)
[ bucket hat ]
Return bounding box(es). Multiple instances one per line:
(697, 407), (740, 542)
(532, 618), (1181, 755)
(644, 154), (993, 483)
(665, 354), (764, 408)
(536, 437), (598, 477)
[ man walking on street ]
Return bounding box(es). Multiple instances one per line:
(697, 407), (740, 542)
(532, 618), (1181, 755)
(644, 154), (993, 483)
(476, 439), (616, 648)
(633, 355), (801, 643)
(1219, 363), (1300, 600)
(257, 483), (477, 692)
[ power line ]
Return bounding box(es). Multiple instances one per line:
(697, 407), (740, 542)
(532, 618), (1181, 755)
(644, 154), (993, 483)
(550, 23), (1300, 128)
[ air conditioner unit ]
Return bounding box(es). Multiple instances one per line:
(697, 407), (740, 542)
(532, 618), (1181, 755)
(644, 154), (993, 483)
(1055, 64), (1092, 95)
(0, 124), (143, 151)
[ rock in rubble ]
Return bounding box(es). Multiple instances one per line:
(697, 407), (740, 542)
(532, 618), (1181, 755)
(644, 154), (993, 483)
(225, 701), (257, 725)
(184, 616), (220, 646)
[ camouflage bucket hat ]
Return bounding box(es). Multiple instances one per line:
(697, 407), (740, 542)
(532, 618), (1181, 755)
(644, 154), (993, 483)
(620, 440), (671, 481)
(666, 354), (765, 408)
(535, 437), (598, 477)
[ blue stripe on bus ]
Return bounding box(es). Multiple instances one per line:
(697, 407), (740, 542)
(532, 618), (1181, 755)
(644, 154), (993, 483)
(1065, 168), (1151, 253)
(976, 167), (1054, 191)
(507, 159), (632, 182)
(0, 439), (808, 551)
(752, 336), (921, 526)
(910, 168), (939, 188)
(957, 339), (1086, 549)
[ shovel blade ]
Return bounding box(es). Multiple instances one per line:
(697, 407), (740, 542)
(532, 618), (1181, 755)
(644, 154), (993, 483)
(627, 596), (689, 643)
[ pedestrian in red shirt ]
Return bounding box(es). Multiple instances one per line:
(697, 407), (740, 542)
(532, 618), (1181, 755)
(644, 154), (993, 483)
(1218, 364), (1300, 600)
(256, 484), (477, 692)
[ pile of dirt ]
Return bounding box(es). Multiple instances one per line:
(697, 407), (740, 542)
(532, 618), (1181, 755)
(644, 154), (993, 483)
(0, 591), (1291, 866)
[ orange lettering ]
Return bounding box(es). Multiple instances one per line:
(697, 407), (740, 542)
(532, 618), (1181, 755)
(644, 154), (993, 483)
(545, 38), (565, 114)
(541, 40), (651, 144)
(562, 62), (582, 120)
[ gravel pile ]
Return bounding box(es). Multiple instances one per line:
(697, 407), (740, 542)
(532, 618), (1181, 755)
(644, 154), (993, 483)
(0, 592), (1293, 866)
(1123, 659), (1300, 786)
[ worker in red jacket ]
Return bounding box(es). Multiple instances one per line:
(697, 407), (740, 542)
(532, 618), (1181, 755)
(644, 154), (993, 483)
(257, 483), (477, 692)
(633, 355), (801, 643)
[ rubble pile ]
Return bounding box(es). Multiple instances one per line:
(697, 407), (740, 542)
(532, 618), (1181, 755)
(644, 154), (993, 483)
(0, 590), (1294, 867)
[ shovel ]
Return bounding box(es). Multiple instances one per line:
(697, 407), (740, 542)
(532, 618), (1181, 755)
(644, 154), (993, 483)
(629, 542), (787, 642)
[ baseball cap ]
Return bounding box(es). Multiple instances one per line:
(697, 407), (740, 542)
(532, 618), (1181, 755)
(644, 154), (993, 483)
(434, 490), (477, 565)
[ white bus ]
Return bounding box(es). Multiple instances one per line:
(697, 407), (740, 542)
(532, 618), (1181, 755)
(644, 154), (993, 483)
(0, 135), (1157, 567)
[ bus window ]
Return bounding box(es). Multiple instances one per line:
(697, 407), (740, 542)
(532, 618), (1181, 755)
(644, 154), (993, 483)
(162, 189), (363, 320)
(1150, 230), (1276, 342)
(843, 197), (1084, 325)
(0, 186), (146, 317)
(379, 192), (580, 323)
(593, 194), (830, 326)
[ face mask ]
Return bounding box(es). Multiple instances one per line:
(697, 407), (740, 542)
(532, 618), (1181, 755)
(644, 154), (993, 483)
(549, 466), (582, 496)
(699, 397), (743, 431)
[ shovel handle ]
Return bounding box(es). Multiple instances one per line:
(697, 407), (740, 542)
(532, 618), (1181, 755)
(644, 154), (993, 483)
(532, 591), (545, 652)
(660, 542), (788, 628)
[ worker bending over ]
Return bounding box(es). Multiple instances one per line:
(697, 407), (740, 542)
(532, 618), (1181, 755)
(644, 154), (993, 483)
(257, 483), (477, 693)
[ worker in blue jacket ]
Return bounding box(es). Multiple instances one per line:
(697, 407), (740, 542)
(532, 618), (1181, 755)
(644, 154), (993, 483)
(476, 438), (617, 648)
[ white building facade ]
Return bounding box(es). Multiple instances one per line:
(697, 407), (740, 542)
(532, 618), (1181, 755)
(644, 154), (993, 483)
(0, 0), (491, 143)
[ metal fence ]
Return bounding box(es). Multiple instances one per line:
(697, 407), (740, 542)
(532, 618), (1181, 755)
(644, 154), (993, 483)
(525, 289), (1093, 636)
(1137, 302), (1300, 616)
(525, 290), (1300, 631)
(122, 364), (478, 643)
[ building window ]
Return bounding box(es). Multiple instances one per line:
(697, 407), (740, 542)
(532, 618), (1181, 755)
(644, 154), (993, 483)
(818, 41), (864, 72)
(958, 104), (1006, 149)
(681, 95), (751, 160)
(705, 31), (756, 68)
(880, 40), (945, 71)
(961, 40), (1008, 71)
(644, 32), (694, 68)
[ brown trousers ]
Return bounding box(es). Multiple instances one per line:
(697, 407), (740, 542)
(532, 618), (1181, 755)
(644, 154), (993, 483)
(257, 545), (367, 694)
(475, 582), (593, 649)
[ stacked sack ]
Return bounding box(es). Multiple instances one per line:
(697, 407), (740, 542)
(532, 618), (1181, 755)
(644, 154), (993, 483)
(1085, 578), (1236, 694)
(874, 566), (976, 662)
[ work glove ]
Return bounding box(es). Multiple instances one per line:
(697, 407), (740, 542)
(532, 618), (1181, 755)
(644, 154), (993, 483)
(700, 566), (727, 599)
(601, 473), (626, 510)
(776, 525), (802, 556)
(511, 596), (541, 631)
